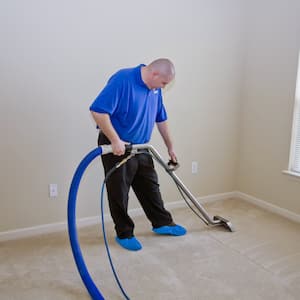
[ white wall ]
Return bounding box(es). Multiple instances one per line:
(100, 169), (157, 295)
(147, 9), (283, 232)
(238, 0), (300, 214)
(0, 0), (244, 232)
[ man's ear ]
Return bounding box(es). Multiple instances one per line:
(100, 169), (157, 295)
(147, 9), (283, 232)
(152, 71), (159, 79)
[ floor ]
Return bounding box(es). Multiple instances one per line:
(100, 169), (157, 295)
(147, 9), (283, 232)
(1, 198), (300, 300)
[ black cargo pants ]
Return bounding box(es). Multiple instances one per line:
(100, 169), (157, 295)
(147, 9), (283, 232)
(98, 132), (173, 238)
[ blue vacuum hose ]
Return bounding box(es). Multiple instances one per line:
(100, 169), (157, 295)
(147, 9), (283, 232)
(67, 147), (105, 300)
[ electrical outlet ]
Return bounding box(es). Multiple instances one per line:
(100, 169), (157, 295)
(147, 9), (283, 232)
(192, 161), (198, 174)
(49, 184), (58, 197)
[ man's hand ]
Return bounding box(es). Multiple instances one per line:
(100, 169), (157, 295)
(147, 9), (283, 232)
(90, 112), (127, 156)
(168, 148), (177, 163)
(111, 139), (127, 156)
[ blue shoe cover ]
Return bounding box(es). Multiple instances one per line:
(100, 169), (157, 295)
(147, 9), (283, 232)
(152, 224), (187, 236)
(115, 236), (142, 251)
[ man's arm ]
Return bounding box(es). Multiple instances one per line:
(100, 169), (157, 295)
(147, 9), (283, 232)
(91, 111), (126, 155)
(156, 120), (177, 162)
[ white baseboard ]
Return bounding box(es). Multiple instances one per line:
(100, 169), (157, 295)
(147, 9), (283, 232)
(2, 191), (298, 242)
(0, 191), (234, 242)
(235, 191), (300, 223)
(0, 215), (115, 242)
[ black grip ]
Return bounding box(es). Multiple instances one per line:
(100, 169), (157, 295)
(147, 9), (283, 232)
(168, 159), (178, 167)
(167, 159), (179, 171)
(125, 144), (132, 154)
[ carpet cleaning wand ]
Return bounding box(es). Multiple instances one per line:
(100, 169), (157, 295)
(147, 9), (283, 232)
(132, 144), (234, 232)
(67, 144), (234, 300)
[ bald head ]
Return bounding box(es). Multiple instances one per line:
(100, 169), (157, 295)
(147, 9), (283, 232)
(148, 58), (175, 79)
(142, 58), (175, 89)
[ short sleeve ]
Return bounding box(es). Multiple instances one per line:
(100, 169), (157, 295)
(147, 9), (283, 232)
(155, 89), (168, 122)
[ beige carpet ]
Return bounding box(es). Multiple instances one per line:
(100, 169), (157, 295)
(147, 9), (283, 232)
(1, 198), (300, 300)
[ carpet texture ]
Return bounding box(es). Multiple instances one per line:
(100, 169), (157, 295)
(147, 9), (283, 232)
(1, 198), (300, 299)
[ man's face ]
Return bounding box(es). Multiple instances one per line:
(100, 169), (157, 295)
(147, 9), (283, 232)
(150, 72), (174, 89)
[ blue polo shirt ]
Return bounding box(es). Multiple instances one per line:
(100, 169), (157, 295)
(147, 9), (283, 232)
(90, 64), (168, 144)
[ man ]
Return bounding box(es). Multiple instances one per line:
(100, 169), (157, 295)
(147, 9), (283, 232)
(90, 58), (186, 251)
